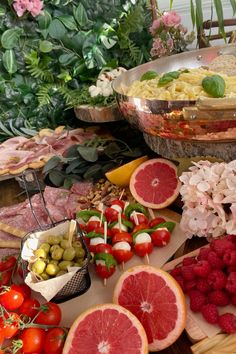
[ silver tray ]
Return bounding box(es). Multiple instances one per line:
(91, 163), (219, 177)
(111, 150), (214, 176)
(113, 44), (236, 142)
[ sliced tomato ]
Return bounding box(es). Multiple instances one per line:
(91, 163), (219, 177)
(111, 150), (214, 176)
(151, 229), (171, 247)
(112, 232), (132, 245)
(95, 264), (116, 279)
(18, 297), (40, 319)
(95, 244), (113, 255)
(0, 312), (20, 339)
(132, 223), (149, 235)
(149, 217), (166, 228)
(86, 220), (101, 233)
(130, 213), (149, 225)
(113, 249), (133, 263)
(134, 242), (153, 257)
(0, 255), (17, 272)
(104, 207), (119, 222)
(0, 284), (24, 311)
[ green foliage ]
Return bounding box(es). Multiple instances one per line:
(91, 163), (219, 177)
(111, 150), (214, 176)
(0, 0), (152, 141)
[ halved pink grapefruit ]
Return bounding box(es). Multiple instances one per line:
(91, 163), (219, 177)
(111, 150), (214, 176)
(113, 265), (186, 352)
(62, 303), (148, 354)
(129, 158), (181, 209)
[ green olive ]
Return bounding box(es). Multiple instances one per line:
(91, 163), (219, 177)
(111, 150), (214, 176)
(46, 263), (60, 276)
(72, 240), (82, 248)
(39, 243), (51, 253)
(58, 260), (73, 271)
(56, 270), (67, 277)
(40, 272), (50, 280)
(74, 247), (85, 259)
(60, 239), (71, 249)
(47, 235), (62, 245)
(49, 259), (59, 265)
(74, 258), (84, 267)
(32, 259), (46, 274)
(63, 233), (69, 240)
(34, 249), (47, 258)
(51, 247), (64, 261)
(63, 247), (76, 261)
(50, 244), (60, 253)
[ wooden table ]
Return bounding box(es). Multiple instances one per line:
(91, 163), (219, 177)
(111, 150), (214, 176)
(0, 178), (208, 354)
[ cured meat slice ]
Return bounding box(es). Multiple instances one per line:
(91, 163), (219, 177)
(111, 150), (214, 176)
(1, 136), (29, 149)
(70, 182), (93, 196)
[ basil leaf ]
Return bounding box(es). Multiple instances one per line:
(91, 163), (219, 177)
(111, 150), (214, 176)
(94, 253), (117, 270)
(158, 71), (180, 86)
(202, 75), (225, 98)
(140, 70), (158, 81)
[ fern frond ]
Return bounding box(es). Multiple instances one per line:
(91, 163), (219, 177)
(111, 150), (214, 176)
(37, 84), (54, 106)
(25, 51), (54, 82)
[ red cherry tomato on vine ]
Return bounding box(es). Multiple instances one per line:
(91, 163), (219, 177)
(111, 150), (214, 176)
(0, 269), (12, 286)
(130, 213), (148, 225)
(0, 284), (24, 310)
(132, 223), (149, 235)
(134, 242), (153, 257)
(111, 199), (125, 210)
(86, 220), (101, 233)
(151, 229), (171, 247)
(95, 264), (116, 279)
(0, 328), (4, 345)
(112, 232), (132, 244)
(95, 243), (113, 255)
(19, 327), (46, 353)
(44, 327), (67, 354)
(18, 297), (40, 319)
(17, 283), (31, 299)
(113, 249), (133, 263)
(149, 217), (166, 228)
(35, 302), (61, 326)
(0, 312), (20, 339)
(104, 207), (119, 222)
(0, 255), (17, 272)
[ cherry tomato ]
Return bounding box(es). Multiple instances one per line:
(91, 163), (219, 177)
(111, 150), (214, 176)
(113, 249), (133, 263)
(44, 327), (67, 354)
(19, 328), (46, 353)
(86, 220), (101, 233)
(0, 255), (17, 272)
(17, 283), (31, 299)
(134, 242), (153, 257)
(104, 207), (119, 222)
(130, 213), (148, 225)
(111, 199), (125, 210)
(132, 223), (149, 235)
(95, 264), (116, 279)
(78, 223), (86, 231)
(95, 244), (113, 255)
(0, 284), (24, 310)
(0, 312), (20, 339)
(94, 227), (112, 237)
(112, 232), (132, 245)
(35, 302), (61, 326)
(151, 229), (171, 247)
(0, 328), (4, 345)
(18, 297), (40, 319)
(0, 269), (12, 286)
(149, 217), (166, 228)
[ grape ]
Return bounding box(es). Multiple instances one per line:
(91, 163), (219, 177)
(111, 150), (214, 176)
(74, 258), (84, 267)
(39, 243), (51, 253)
(41, 272), (50, 280)
(56, 270), (67, 277)
(32, 260), (46, 274)
(63, 247), (76, 261)
(74, 247), (85, 259)
(34, 249), (47, 258)
(50, 244), (60, 253)
(46, 263), (60, 276)
(47, 235), (62, 245)
(60, 239), (71, 249)
(51, 248), (64, 261)
(72, 240), (82, 248)
(58, 260), (73, 270)
(50, 260), (59, 265)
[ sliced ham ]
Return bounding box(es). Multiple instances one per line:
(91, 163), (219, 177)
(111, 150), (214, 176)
(0, 150), (34, 169)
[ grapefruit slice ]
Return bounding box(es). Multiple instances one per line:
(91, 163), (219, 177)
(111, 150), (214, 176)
(113, 265), (186, 352)
(129, 158), (181, 209)
(105, 156), (148, 187)
(63, 303), (148, 354)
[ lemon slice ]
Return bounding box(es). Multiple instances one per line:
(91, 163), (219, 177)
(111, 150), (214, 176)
(105, 156), (148, 187)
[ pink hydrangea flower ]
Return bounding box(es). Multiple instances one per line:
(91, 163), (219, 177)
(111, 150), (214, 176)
(13, 0), (43, 17)
(150, 38), (167, 58)
(149, 19), (162, 35)
(162, 11), (181, 27)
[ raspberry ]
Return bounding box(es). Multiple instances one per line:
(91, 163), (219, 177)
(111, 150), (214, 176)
(231, 294), (236, 306)
(173, 275), (186, 293)
(201, 304), (219, 324)
(185, 280), (197, 293)
(197, 247), (211, 261)
(210, 239), (235, 258)
(196, 278), (211, 293)
(193, 261), (211, 278)
(207, 269), (227, 290)
(181, 265), (195, 281)
(170, 267), (182, 277)
(226, 272), (236, 294)
(223, 249), (236, 266)
(208, 290), (230, 306)
(207, 251), (224, 269)
(218, 313), (236, 334)
(182, 257), (197, 266)
(227, 266), (236, 274)
(189, 290), (207, 312)
(225, 234), (236, 244)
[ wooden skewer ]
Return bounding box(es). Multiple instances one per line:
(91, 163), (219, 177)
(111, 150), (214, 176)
(103, 278), (107, 287)
(104, 221), (107, 245)
(148, 208), (155, 220)
(98, 202), (103, 212)
(118, 213), (122, 232)
(68, 220), (76, 247)
(133, 211), (139, 225)
(119, 189), (125, 200)
(121, 261), (125, 271)
(99, 209), (104, 227)
(145, 254), (150, 265)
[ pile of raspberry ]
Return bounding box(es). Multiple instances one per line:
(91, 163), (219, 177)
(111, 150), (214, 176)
(170, 235), (236, 334)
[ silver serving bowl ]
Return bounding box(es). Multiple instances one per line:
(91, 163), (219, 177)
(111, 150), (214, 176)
(113, 44), (236, 141)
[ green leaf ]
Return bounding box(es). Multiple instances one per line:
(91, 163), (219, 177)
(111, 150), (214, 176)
(1, 28), (22, 49)
(83, 164), (101, 180)
(230, 0), (236, 15)
(39, 40), (53, 53)
(0, 120), (14, 137)
(59, 53), (77, 65)
(195, 0), (203, 30)
(63, 178), (73, 189)
(73, 3), (89, 27)
(57, 15), (78, 30)
(77, 145), (98, 162)
(43, 156), (61, 173)
(158, 71), (180, 86)
(94, 253), (117, 270)
(48, 19), (66, 40)
(65, 159), (84, 174)
(214, 0), (226, 39)
(140, 71), (158, 81)
(48, 170), (65, 187)
(37, 10), (52, 30)
(190, 0), (196, 28)
(169, 0), (173, 10)
(202, 75), (225, 98)
(2, 50), (17, 74)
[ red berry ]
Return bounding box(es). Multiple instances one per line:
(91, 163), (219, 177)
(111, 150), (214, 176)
(231, 294), (236, 306)
(196, 278), (211, 293)
(208, 290), (230, 306)
(189, 290), (207, 312)
(207, 251), (224, 269)
(170, 267), (182, 277)
(182, 257), (197, 266)
(227, 266), (236, 274)
(207, 270), (227, 290)
(201, 304), (219, 324)
(185, 280), (197, 293)
(181, 265), (195, 281)
(218, 313), (236, 334)
(173, 275), (186, 292)
(210, 239), (235, 258)
(223, 250), (236, 266)
(193, 261), (211, 278)
(225, 234), (236, 244)
(226, 272), (236, 294)
(197, 247), (211, 261)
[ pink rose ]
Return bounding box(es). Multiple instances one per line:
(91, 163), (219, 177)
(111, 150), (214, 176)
(149, 19), (162, 35)
(13, 0), (43, 17)
(150, 38), (167, 58)
(162, 11), (181, 27)
(166, 38), (174, 50)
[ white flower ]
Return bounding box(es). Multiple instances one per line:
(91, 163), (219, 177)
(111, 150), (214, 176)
(88, 85), (102, 97)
